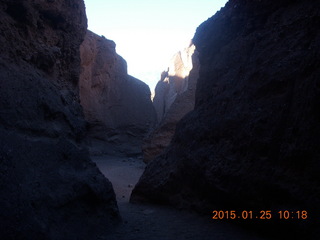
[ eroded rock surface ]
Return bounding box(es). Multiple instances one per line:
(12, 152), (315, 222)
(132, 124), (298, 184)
(143, 44), (199, 162)
(0, 1), (119, 239)
(132, 0), (320, 238)
(80, 30), (156, 156)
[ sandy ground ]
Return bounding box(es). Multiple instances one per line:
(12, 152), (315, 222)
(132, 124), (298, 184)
(92, 155), (270, 240)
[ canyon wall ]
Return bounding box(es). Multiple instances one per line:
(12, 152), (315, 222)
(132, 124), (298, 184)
(80, 30), (156, 156)
(0, 1), (119, 239)
(143, 44), (199, 162)
(132, 0), (320, 237)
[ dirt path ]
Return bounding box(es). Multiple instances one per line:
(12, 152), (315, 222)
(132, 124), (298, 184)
(93, 155), (269, 240)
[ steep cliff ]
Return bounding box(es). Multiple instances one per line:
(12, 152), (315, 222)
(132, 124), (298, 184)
(0, 1), (119, 239)
(143, 44), (199, 162)
(132, 0), (320, 237)
(80, 30), (156, 156)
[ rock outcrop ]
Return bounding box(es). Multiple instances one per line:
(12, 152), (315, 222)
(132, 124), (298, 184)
(132, 0), (320, 238)
(80, 30), (156, 156)
(143, 44), (199, 162)
(0, 1), (119, 239)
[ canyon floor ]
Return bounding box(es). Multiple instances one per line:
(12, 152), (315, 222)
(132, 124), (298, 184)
(92, 155), (270, 240)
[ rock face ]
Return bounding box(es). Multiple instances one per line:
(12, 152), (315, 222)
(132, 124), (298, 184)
(0, 1), (119, 239)
(143, 44), (199, 162)
(132, 0), (320, 237)
(80, 30), (156, 156)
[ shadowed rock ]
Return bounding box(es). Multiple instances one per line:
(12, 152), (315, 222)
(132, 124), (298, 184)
(132, 0), (320, 238)
(0, 1), (119, 239)
(80, 30), (156, 157)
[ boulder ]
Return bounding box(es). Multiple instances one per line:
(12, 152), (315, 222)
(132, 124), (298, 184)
(80, 30), (156, 156)
(132, 0), (320, 238)
(0, 1), (119, 239)
(143, 44), (199, 162)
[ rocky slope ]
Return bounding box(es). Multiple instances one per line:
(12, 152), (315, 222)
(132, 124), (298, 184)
(143, 44), (199, 162)
(0, 1), (119, 239)
(80, 30), (156, 156)
(132, 0), (320, 238)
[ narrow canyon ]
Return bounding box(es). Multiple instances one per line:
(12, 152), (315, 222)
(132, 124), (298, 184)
(0, 0), (319, 240)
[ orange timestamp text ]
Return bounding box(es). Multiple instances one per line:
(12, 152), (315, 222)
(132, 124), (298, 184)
(212, 210), (308, 220)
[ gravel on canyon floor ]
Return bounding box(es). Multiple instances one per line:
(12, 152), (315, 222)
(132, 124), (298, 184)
(92, 155), (270, 240)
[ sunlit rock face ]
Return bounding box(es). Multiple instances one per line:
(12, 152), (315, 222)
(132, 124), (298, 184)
(143, 44), (199, 162)
(80, 30), (156, 156)
(153, 44), (198, 122)
(132, 0), (320, 237)
(0, 1), (120, 239)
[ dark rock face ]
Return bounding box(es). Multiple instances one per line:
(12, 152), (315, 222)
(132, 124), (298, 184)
(0, 1), (119, 239)
(132, 0), (320, 237)
(143, 44), (199, 163)
(80, 30), (156, 156)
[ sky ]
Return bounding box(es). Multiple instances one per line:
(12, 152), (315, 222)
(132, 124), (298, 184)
(84, 0), (228, 92)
